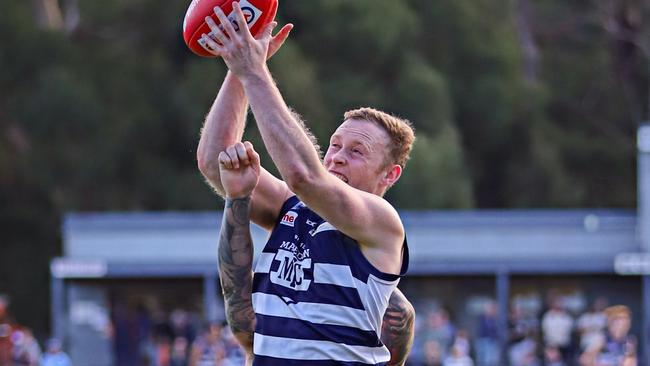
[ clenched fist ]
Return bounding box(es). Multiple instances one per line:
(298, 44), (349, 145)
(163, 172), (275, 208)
(219, 141), (261, 199)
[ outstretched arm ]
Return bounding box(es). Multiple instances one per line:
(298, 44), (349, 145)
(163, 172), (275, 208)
(196, 0), (288, 193)
(202, 4), (405, 266)
(197, 14), (294, 230)
(381, 289), (415, 366)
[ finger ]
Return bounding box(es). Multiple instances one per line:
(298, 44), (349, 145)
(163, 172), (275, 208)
(218, 151), (233, 170)
(226, 145), (240, 169)
(232, 2), (253, 40)
(214, 6), (238, 40)
(205, 16), (228, 45)
(260, 21), (277, 43)
(243, 141), (260, 167)
(234, 142), (250, 166)
(199, 34), (225, 55)
(272, 23), (293, 42)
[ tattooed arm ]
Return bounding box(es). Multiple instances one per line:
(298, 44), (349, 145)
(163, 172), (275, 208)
(217, 142), (262, 360)
(381, 288), (415, 366)
(219, 196), (256, 355)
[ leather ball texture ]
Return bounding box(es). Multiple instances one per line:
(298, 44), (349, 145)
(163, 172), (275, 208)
(183, 0), (278, 57)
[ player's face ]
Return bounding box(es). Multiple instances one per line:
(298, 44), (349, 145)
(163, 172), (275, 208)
(323, 119), (391, 195)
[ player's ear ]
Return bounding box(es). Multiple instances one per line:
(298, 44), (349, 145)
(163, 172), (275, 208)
(383, 164), (402, 186)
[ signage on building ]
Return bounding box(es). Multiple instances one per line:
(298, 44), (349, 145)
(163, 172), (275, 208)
(51, 258), (108, 278)
(614, 252), (650, 275)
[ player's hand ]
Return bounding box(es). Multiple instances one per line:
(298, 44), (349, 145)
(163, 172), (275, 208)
(219, 141), (261, 199)
(200, 3), (277, 79)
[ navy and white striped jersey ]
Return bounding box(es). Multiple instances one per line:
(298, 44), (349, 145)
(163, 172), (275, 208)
(252, 196), (409, 366)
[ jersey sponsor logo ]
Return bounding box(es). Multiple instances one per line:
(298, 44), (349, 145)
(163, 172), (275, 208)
(280, 211), (298, 227)
(271, 249), (312, 291)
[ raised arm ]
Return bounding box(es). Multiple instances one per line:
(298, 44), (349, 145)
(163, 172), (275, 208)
(202, 5), (404, 272)
(196, 13), (294, 230)
(217, 141), (262, 356)
(381, 288), (415, 366)
(196, 71), (249, 196)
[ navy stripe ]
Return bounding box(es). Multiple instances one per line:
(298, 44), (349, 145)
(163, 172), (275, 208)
(253, 273), (365, 310)
(253, 355), (386, 366)
(255, 314), (382, 347)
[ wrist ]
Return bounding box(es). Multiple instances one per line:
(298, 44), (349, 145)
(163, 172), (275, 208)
(239, 65), (271, 87)
(225, 195), (252, 203)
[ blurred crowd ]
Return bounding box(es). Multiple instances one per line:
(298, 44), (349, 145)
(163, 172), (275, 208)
(408, 294), (637, 366)
(110, 306), (244, 366)
(0, 290), (640, 366)
(0, 294), (72, 366)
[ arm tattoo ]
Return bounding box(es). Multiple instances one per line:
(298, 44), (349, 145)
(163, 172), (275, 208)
(219, 196), (256, 355)
(381, 289), (415, 366)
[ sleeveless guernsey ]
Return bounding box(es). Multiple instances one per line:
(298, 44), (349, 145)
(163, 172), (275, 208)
(251, 196), (409, 366)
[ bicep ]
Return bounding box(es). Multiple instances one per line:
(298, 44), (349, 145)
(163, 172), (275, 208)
(297, 174), (403, 247)
(250, 167), (292, 231)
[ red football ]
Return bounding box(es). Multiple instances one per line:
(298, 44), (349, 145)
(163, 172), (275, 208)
(183, 0), (278, 57)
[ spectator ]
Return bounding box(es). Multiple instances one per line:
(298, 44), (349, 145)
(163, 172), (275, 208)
(443, 329), (474, 366)
(421, 308), (456, 359)
(594, 305), (637, 366)
(541, 297), (573, 361)
(219, 326), (245, 366)
(11, 328), (41, 366)
(543, 345), (566, 366)
(474, 300), (499, 366)
(0, 295), (14, 365)
(508, 331), (540, 366)
(576, 297), (608, 352)
(170, 336), (189, 366)
(422, 340), (444, 366)
(509, 304), (539, 345)
(188, 322), (225, 366)
(40, 338), (72, 366)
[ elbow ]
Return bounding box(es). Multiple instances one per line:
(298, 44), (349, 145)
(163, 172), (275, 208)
(197, 150), (219, 181)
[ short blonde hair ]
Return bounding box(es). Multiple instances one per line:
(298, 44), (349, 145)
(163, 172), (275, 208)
(343, 107), (415, 168)
(605, 305), (631, 320)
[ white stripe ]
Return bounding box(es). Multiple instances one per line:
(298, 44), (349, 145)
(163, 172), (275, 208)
(253, 333), (391, 363)
(312, 221), (336, 236)
(252, 292), (375, 331)
(313, 263), (357, 288)
(254, 252), (275, 273)
(363, 274), (400, 336)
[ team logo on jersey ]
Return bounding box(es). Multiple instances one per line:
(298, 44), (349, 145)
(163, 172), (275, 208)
(270, 239), (312, 291)
(280, 211), (298, 227)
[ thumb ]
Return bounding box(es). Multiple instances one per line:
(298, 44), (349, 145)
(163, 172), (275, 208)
(244, 141), (260, 167)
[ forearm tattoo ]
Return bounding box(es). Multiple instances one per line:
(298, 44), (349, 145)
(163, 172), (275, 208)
(381, 289), (415, 366)
(219, 197), (256, 353)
